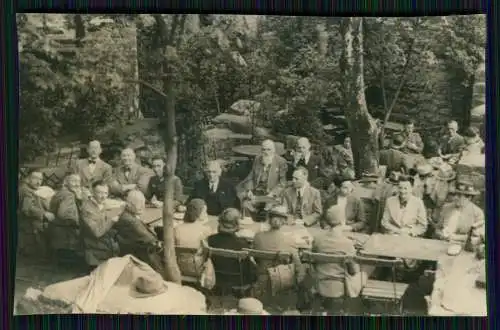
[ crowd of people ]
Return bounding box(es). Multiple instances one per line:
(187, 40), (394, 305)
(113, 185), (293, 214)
(17, 118), (486, 314)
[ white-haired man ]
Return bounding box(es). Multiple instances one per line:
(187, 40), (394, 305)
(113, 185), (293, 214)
(71, 140), (113, 189)
(190, 160), (240, 216)
(238, 139), (288, 219)
(109, 148), (154, 198)
(439, 120), (465, 161)
(286, 137), (327, 189)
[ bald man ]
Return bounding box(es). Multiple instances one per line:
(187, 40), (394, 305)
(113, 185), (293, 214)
(189, 160), (240, 216)
(71, 140), (113, 189)
(109, 148), (154, 198)
(286, 137), (327, 189)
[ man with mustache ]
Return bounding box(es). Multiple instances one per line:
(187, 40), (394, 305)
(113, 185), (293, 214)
(286, 137), (327, 189)
(109, 148), (154, 198)
(71, 140), (113, 190)
(238, 139), (288, 221)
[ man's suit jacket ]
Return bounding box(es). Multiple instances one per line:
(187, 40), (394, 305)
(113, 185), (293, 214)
(312, 229), (357, 298)
(48, 187), (81, 251)
(379, 148), (412, 174)
(18, 184), (47, 234)
(79, 198), (121, 266)
(252, 230), (301, 275)
(401, 132), (424, 154)
(286, 153), (326, 184)
(238, 155), (288, 196)
(71, 158), (113, 189)
(323, 194), (367, 232)
(114, 210), (157, 256)
(190, 178), (241, 216)
(109, 164), (154, 197)
(381, 195), (427, 237)
(435, 201), (484, 243)
(440, 134), (466, 155)
(281, 184), (322, 226)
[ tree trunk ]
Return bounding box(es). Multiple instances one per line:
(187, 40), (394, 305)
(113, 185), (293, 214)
(340, 17), (379, 177)
(460, 74), (475, 130)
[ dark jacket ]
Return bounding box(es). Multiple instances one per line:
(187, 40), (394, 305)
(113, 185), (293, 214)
(286, 153), (327, 186)
(190, 178), (241, 216)
(207, 232), (257, 287)
(48, 187), (82, 252)
(145, 175), (183, 205)
(18, 184), (49, 256)
(114, 210), (158, 262)
(379, 148), (413, 174)
(323, 194), (367, 232)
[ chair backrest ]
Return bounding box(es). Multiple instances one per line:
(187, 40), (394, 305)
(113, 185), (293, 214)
(354, 255), (404, 269)
(301, 250), (348, 265)
(207, 247), (249, 261)
(175, 246), (199, 255)
(243, 248), (293, 264)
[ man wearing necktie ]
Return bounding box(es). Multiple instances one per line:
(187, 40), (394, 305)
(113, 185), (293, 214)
(71, 140), (113, 190)
(145, 155), (183, 209)
(190, 160), (240, 216)
(109, 148), (154, 199)
(281, 167), (322, 227)
(286, 137), (327, 189)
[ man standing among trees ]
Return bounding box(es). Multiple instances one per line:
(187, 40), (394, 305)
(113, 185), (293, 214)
(71, 140), (113, 190)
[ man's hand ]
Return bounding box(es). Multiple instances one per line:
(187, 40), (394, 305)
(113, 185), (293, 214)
(44, 212), (55, 222)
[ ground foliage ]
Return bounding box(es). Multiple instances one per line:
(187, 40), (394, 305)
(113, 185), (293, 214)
(19, 14), (485, 172)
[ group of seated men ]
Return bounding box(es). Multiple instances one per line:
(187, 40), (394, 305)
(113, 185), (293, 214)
(18, 121), (485, 289)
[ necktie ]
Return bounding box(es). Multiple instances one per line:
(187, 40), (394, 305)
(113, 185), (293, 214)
(124, 167), (131, 178)
(295, 191), (303, 218)
(210, 183), (216, 193)
(399, 199), (408, 208)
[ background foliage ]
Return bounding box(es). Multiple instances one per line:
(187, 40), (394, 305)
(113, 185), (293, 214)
(18, 14), (486, 182)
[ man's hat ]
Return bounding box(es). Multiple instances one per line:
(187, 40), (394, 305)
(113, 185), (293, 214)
(129, 272), (168, 298)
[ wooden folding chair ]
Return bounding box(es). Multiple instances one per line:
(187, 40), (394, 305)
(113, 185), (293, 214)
(300, 251), (350, 315)
(206, 247), (253, 298)
(354, 255), (409, 315)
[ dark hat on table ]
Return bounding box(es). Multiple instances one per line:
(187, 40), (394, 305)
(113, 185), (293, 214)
(267, 205), (289, 219)
(451, 180), (479, 196)
(218, 208), (241, 233)
(129, 272), (168, 298)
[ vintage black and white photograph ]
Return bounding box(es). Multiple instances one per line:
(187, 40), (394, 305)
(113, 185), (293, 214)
(15, 14), (486, 315)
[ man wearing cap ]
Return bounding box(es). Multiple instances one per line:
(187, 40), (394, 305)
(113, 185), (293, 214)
(399, 119), (424, 154)
(109, 148), (154, 198)
(206, 208), (257, 291)
(71, 140), (113, 189)
(238, 140), (288, 218)
(439, 120), (465, 162)
(281, 167), (322, 227)
(312, 205), (365, 314)
(286, 137), (327, 189)
(379, 135), (414, 174)
(190, 160), (240, 216)
(381, 176), (428, 237)
(434, 181), (484, 246)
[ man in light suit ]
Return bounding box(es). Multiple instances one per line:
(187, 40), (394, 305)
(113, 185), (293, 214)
(109, 148), (154, 198)
(281, 167), (322, 227)
(71, 140), (113, 189)
(238, 139), (288, 219)
(286, 137), (328, 189)
(381, 176), (428, 237)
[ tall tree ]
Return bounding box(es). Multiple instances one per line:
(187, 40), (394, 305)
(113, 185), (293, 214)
(339, 17), (379, 177)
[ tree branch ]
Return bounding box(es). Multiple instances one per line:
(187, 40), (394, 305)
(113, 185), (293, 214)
(124, 79), (168, 99)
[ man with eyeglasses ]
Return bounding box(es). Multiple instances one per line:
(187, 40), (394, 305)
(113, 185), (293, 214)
(238, 139), (288, 221)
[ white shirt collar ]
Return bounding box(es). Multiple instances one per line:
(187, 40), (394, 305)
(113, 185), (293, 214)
(209, 179), (219, 191)
(297, 183), (309, 197)
(303, 152), (311, 164)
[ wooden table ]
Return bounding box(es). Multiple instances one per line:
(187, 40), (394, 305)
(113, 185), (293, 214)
(427, 252), (486, 316)
(360, 233), (450, 262)
(142, 207), (164, 225)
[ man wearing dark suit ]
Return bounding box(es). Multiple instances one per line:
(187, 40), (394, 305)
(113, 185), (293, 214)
(238, 139), (288, 219)
(281, 167), (322, 227)
(71, 140), (113, 190)
(190, 160), (240, 216)
(145, 155), (183, 208)
(379, 135), (413, 174)
(109, 148), (154, 198)
(286, 137), (327, 189)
